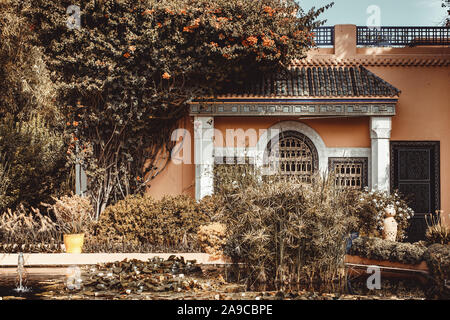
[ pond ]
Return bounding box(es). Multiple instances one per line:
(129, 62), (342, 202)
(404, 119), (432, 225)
(0, 260), (428, 300)
(0, 269), (67, 300)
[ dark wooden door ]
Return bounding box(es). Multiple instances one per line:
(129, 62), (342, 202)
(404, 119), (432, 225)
(390, 141), (440, 242)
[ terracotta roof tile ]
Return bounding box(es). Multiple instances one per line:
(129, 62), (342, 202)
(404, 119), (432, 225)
(218, 65), (400, 98)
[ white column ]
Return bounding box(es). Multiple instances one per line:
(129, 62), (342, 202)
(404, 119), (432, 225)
(194, 116), (214, 200)
(370, 116), (392, 192)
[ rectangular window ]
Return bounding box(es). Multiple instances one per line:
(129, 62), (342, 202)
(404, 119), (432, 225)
(213, 156), (255, 193)
(328, 157), (368, 189)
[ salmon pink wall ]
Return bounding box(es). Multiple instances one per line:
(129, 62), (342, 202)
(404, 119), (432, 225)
(213, 116), (370, 148)
(367, 66), (450, 226)
(146, 117), (195, 200)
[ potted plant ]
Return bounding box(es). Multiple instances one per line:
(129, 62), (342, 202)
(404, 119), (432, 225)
(44, 195), (94, 253)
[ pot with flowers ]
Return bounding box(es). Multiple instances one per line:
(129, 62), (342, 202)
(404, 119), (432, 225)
(354, 188), (415, 241)
(44, 194), (94, 253)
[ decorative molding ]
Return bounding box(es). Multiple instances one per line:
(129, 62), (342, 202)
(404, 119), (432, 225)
(292, 56), (450, 67)
(190, 103), (396, 117)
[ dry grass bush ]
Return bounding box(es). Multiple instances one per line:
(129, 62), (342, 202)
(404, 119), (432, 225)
(0, 204), (60, 247)
(348, 236), (426, 265)
(197, 222), (227, 259)
(92, 194), (212, 251)
(43, 194), (95, 234)
(425, 213), (450, 245)
(219, 169), (356, 290)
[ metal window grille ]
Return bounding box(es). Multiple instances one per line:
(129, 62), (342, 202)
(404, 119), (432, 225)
(356, 26), (450, 47)
(328, 157), (368, 190)
(313, 26), (335, 46)
(268, 135), (317, 183)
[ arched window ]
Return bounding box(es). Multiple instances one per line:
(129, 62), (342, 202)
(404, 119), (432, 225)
(265, 131), (319, 182)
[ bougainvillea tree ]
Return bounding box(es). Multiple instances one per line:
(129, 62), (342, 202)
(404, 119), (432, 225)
(21, 0), (332, 218)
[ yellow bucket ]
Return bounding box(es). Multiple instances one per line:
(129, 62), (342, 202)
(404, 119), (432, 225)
(63, 233), (85, 254)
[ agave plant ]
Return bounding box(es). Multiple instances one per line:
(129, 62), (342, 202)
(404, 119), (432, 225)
(425, 211), (450, 245)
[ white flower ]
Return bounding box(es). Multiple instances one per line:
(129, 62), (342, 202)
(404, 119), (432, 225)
(395, 201), (400, 205)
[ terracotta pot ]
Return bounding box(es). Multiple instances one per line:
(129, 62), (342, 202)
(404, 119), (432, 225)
(63, 233), (84, 253)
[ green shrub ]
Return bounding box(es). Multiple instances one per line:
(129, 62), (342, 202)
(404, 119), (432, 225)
(348, 236), (426, 265)
(0, 115), (70, 211)
(93, 194), (211, 250)
(423, 244), (450, 299)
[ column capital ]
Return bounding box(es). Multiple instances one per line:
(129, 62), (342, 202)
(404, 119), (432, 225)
(370, 116), (392, 139)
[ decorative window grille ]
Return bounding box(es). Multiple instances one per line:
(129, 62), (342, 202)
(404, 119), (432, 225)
(328, 157), (368, 189)
(266, 131), (319, 182)
(356, 26), (450, 47)
(213, 156), (255, 192)
(313, 27), (335, 46)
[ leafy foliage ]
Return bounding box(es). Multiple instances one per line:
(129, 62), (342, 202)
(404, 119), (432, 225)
(0, 2), (58, 122)
(423, 244), (450, 299)
(348, 236), (427, 265)
(20, 0), (332, 217)
(93, 194), (212, 250)
(0, 115), (70, 211)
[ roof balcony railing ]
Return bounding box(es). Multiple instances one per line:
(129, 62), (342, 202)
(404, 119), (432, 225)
(313, 26), (450, 47)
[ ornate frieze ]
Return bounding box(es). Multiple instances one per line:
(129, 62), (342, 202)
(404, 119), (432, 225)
(190, 103), (396, 116)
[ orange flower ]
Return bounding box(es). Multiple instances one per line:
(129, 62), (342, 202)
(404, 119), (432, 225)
(73, 121), (79, 127)
(262, 36), (274, 47)
(180, 9), (187, 15)
(222, 53), (231, 59)
(263, 6), (274, 16)
(73, 137), (78, 141)
(142, 9), (155, 16)
(157, 22), (163, 28)
(66, 121), (71, 126)
(218, 33), (225, 40)
(128, 45), (136, 52)
(210, 42), (219, 48)
(246, 36), (258, 46)
(162, 72), (171, 79)
(123, 52), (131, 58)
(280, 35), (289, 44)
(137, 176), (141, 181)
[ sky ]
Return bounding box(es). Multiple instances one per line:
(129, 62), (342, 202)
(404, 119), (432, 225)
(299, 0), (447, 26)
